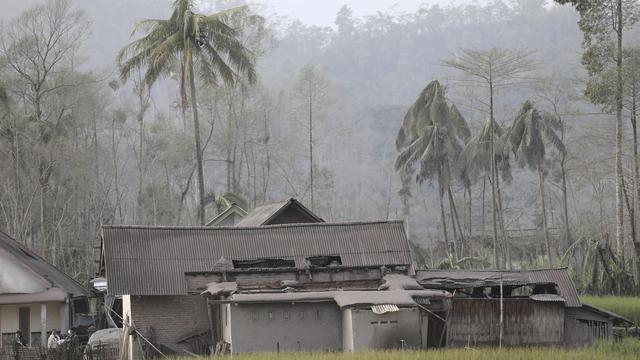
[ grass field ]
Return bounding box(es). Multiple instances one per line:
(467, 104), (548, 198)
(173, 339), (640, 359)
(580, 296), (640, 325)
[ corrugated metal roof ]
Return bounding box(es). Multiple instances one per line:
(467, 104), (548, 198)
(224, 289), (450, 308)
(103, 221), (411, 296)
(235, 198), (324, 227)
(0, 229), (88, 297)
(415, 268), (581, 307)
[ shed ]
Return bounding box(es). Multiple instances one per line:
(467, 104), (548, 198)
(416, 268), (630, 347)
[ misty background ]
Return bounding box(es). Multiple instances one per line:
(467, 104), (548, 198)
(1, 0), (637, 290)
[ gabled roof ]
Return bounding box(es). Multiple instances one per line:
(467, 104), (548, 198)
(0, 229), (88, 298)
(235, 198), (324, 227)
(206, 203), (248, 226)
(415, 268), (581, 307)
(102, 221), (411, 296)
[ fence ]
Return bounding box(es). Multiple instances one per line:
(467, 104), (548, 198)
(0, 345), (119, 360)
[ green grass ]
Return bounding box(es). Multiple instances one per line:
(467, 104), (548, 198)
(580, 296), (640, 325)
(173, 338), (640, 359)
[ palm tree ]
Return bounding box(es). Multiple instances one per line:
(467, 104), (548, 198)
(396, 80), (470, 257)
(117, 1), (257, 225)
(509, 100), (565, 265)
(460, 116), (512, 268)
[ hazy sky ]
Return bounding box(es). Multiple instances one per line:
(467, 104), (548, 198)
(256, 0), (440, 26)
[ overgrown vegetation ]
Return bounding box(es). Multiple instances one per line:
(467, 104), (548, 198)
(581, 296), (640, 325)
(171, 339), (640, 360)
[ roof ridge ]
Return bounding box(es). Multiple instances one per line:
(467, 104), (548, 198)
(102, 219), (404, 231)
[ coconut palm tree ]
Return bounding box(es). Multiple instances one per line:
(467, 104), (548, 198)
(117, 1), (257, 225)
(395, 80), (470, 257)
(460, 116), (512, 268)
(509, 100), (565, 265)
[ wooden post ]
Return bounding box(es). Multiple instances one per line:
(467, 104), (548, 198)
(499, 275), (504, 349)
(40, 303), (47, 348)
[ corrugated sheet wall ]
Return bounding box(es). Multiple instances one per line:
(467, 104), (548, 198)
(446, 298), (565, 347)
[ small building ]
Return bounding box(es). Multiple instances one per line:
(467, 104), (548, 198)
(101, 219), (414, 358)
(0, 229), (89, 348)
(206, 203), (248, 227)
(416, 268), (631, 347)
(199, 273), (450, 354)
(234, 198), (324, 227)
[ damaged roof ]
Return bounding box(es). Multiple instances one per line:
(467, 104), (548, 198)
(0, 229), (88, 298)
(222, 289), (450, 308)
(235, 198), (324, 227)
(415, 268), (581, 307)
(102, 221), (411, 296)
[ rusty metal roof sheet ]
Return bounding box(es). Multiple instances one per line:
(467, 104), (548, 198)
(102, 221), (411, 296)
(0, 229), (88, 298)
(415, 268), (581, 307)
(235, 198), (324, 227)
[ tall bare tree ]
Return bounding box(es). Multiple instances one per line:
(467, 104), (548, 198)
(443, 48), (535, 268)
(0, 0), (87, 255)
(294, 65), (329, 211)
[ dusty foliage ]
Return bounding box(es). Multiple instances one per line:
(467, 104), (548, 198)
(170, 339), (640, 360)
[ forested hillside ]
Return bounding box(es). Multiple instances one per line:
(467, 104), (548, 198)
(1, 0), (639, 294)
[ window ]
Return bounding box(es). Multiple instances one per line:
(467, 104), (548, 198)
(283, 311), (290, 321)
(233, 258), (295, 269)
(251, 311), (258, 321)
(299, 310), (305, 320)
(305, 256), (342, 267)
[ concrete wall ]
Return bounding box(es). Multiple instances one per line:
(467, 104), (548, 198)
(351, 307), (423, 350)
(128, 295), (209, 354)
(0, 302), (64, 347)
(229, 302), (342, 353)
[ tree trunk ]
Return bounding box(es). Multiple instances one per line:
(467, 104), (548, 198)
(632, 80), (640, 285)
(560, 137), (571, 254)
(189, 56), (207, 225)
(614, 0), (624, 259)
(496, 173), (510, 269)
(489, 81), (500, 268)
(538, 160), (553, 265)
(437, 180), (450, 256)
(448, 187), (466, 258)
(309, 94), (314, 211)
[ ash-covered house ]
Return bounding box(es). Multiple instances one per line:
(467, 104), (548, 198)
(100, 197), (446, 357)
(0, 229), (89, 348)
(416, 269), (632, 347)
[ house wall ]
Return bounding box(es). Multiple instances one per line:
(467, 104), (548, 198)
(0, 302), (65, 347)
(0, 249), (48, 294)
(229, 302), (342, 353)
(351, 307), (423, 350)
(446, 298), (565, 347)
(564, 307), (613, 347)
(128, 295), (209, 354)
